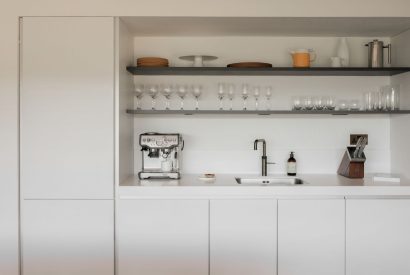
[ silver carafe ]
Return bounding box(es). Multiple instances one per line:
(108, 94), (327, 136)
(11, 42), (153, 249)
(365, 39), (391, 68)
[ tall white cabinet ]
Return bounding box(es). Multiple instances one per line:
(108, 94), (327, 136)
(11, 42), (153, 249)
(20, 17), (115, 275)
(20, 17), (114, 199)
(346, 199), (410, 275)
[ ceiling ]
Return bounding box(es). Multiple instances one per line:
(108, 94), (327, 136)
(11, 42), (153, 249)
(121, 17), (410, 37)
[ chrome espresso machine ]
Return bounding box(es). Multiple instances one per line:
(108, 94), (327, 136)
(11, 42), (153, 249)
(138, 132), (184, 179)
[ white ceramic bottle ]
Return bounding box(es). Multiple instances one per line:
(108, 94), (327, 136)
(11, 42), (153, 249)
(337, 37), (350, 67)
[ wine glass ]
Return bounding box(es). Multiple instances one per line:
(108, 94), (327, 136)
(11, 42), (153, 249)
(265, 86), (272, 110)
(161, 84), (173, 110)
(313, 96), (325, 110)
(242, 84), (250, 110)
(253, 86), (261, 110)
(134, 84), (145, 110)
(227, 84), (235, 110)
(304, 96), (314, 110)
(292, 96), (303, 110)
(192, 85), (202, 110)
(176, 85), (188, 110)
(147, 85), (159, 110)
(217, 83), (226, 110)
(325, 96), (336, 110)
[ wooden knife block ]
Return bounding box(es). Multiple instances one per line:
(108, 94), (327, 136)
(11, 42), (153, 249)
(338, 147), (366, 179)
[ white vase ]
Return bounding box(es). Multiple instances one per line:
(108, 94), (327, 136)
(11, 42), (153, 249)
(337, 37), (350, 67)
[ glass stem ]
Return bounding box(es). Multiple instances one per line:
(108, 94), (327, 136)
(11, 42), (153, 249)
(195, 98), (199, 110)
(230, 99), (233, 110)
(151, 98), (156, 110)
(219, 98), (223, 110)
(180, 99), (184, 110)
(136, 98), (141, 110)
(243, 99), (247, 110)
(255, 99), (259, 110)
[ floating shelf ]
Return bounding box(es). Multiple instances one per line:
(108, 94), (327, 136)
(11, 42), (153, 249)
(126, 67), (410, 76)
(127, 110), (410, 115)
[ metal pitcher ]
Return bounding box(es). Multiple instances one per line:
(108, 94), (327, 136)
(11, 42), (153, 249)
(365, 40), (391, 68)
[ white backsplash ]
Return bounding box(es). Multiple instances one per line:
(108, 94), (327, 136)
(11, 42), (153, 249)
(133, 115), (391, 175)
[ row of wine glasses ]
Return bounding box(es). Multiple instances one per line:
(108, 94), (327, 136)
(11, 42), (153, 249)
(135, 84), (203, 110)
(293, 96), (337, 110)
(217, 83), (273, 110)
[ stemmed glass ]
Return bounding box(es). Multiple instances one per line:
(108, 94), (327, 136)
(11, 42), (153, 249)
(161, 84), (173, 110)
(265, 86), (272, 110)
(134, 84), (145, 110)
(192, 85), (202, 110)
(176, 85), (188, 110)
(147, 85), (159, 110)
(227, 84), (235, 110)
(217, 83), (226, 110)
(253, 86), (261, 110)
(242, 84), (250, 110)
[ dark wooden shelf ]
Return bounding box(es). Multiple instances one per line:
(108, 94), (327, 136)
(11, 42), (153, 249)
(126, 109), (410, 115)
(126, 66), (410, 76)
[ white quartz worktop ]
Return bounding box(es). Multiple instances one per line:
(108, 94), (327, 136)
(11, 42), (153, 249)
(119, 174), (410, 199)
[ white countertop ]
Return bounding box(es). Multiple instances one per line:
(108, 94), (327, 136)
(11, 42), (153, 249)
(119, 174), (410, 199)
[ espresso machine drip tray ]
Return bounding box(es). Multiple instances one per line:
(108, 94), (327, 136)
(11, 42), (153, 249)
(139, 171), (180, 180)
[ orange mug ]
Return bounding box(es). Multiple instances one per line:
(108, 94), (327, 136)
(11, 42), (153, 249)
(290, 49), (316, 68)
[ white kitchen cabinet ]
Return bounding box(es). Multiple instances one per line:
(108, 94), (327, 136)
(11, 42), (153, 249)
(22, 200), (114, 275)
(278, 199), (345, 275)
(346, 199), (410, 275)
(210, 199), (277, 275)
(20, 17), (114, 199)
(117, 199), (209, 275)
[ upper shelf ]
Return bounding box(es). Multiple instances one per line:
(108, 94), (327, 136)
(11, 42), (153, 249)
(126, 67), (410, 76)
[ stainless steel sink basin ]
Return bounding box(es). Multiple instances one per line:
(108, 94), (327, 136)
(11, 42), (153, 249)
(235, 177), (305, 185)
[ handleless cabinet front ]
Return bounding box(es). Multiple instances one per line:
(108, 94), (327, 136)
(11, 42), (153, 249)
(210, 199), (278, 275)
(22, 200), (114, 275)
(20, 17), (114, 199)
(278, 199), (345, 275)
(117, 199), (209, 275)
(346, 199), (410, 275)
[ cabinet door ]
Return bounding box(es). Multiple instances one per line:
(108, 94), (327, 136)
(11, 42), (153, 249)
(118, 200), (209, 275)
(346, 199), (410, 275)
(210, 200), (277, 275)
(20, 17), (114, 199)
(22, 200), (114, 275)
(278, 199), (345, 275)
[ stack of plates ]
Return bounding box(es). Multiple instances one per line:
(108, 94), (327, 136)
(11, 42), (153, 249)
(137, 57), (169, 67)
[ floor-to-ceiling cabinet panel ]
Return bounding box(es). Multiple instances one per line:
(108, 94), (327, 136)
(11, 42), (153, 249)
(20, 17), (114, 199)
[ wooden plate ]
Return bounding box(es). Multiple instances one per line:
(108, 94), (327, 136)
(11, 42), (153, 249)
(227, 62), (272, 68)
(137, 57), (169, 67)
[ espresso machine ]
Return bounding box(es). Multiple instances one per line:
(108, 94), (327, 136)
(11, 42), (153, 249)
(138, 132), (184, 179)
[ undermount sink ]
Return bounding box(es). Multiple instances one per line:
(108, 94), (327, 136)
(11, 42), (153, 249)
(235, 177), (305, 185)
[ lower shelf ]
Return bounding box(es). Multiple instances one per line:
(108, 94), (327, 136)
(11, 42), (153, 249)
(126, 109), (410, 115)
